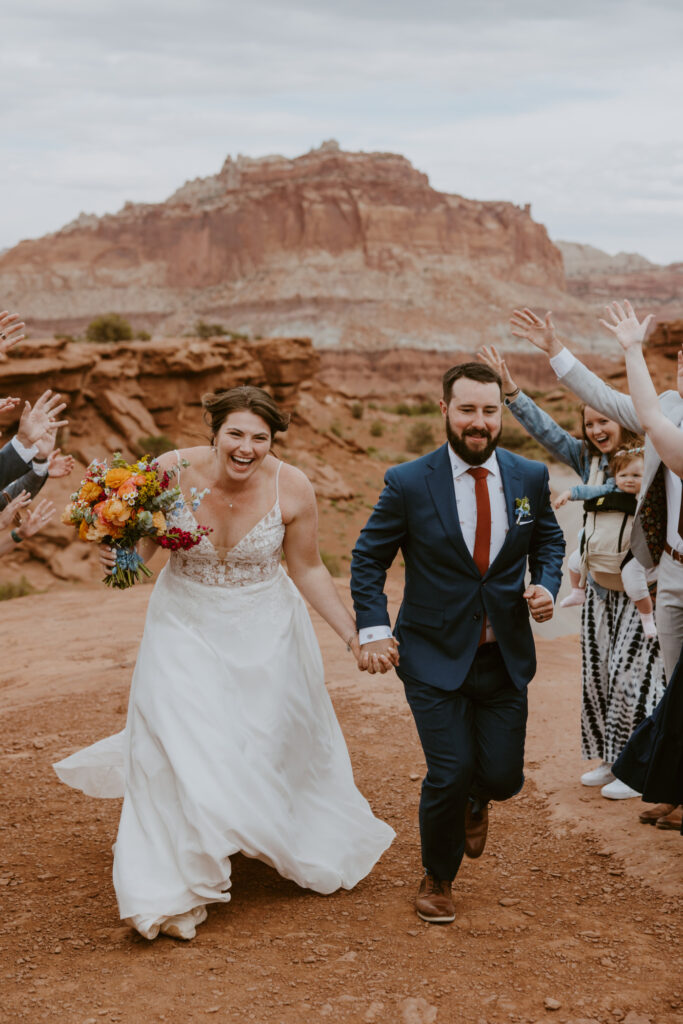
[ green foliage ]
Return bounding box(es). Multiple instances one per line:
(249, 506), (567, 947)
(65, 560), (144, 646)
(135, 330), (152, 341)
(194, 320), (250, 341)
(395, 401), (413, 416)
(320, 550), (342, 577)
(136, 434), (177, 459)
(330, 421), (343, 438)
(369, 420), (384, 437)
(386, 400), (440, 416)
(0, 576), (37, 601)
(406, 422), (435, 453)
(86, 313), (133, 343)
(54, 332), (77, 343)
(350, 402), (364, 420)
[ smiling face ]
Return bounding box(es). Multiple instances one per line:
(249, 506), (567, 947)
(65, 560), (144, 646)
(582, 407), (623, 456)
(615, 456), (644, 495)
(213, 410), (272, 481)
(441, 377), (503, 466)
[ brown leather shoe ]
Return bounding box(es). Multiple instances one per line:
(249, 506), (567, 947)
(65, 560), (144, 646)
(415, 872), (455, 924)
(639, 803), (675, 825)
(464, 802), (489, 859)
(656, 805), (683, 831)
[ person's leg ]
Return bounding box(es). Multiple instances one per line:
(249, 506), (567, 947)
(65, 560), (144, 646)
(468, 645), (528, 808)
(560, 548), (586, 608)
(402, 675), (475, 883)
(653, 552), (683, 678)
(580, 583), (611, 767)
(621, 559), (656, 638)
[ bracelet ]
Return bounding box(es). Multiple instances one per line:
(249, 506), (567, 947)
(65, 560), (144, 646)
(10, 529), (23, 544)
(504, 387), (520, 401)
(345, 633), (357, 652)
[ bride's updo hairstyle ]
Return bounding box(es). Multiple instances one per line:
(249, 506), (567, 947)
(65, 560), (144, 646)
(202, 386), (290, 439)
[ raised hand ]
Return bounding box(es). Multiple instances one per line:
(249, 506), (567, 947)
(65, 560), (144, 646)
(553, 490), (572, 509)
(0, 490), (32, 531)
(599, 300), (654, 351)
(0, 396), (21, 416)
(48, 448), (76, 478)
(0, 312), (26, 354)
(509, 308), (562, 358)
(16, 499), (56, 539)
(16, 390), (69, 448)
(477, 345), (518, 395)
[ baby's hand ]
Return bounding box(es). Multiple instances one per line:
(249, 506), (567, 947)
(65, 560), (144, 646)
(553, 490), (571, 509)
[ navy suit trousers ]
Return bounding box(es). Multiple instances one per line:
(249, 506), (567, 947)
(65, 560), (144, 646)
(402, 643), (528, 883)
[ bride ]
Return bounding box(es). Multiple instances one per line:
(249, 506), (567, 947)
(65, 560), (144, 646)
(54, 385), (394, 940)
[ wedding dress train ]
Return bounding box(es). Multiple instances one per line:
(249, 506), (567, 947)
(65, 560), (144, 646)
(54, 466), (394, 938)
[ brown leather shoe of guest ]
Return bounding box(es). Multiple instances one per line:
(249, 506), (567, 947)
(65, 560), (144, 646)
(656, 805), (683, 831)
(464, 802), (489, 859)
(638, 803), (675, 825)
(415, 872), (455, 924)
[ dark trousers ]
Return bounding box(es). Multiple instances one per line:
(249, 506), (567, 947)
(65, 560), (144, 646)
(402, 643), (528, 883)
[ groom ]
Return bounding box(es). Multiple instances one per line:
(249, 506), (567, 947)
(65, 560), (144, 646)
(351, 363), (565, 923)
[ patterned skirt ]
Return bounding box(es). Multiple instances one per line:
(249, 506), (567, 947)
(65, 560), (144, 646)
(580, 583), (668, 763)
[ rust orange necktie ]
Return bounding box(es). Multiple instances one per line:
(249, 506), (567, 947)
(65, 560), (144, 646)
(467, 467), (491, 644)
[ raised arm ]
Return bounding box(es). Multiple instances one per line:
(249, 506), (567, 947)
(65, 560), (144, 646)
(509, 307), (642, 434)
(600, 301), (683, 476)
(478, 345), (586, 475)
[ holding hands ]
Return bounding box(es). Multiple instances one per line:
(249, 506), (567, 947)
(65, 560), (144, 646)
(357, 637), (400, 674)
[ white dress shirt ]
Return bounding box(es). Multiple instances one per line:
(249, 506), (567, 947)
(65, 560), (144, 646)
(550, 346), (683, 554)
(358, 447), (550, 645)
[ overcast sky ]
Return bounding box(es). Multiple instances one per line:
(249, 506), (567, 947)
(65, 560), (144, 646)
(3, 0), (683, 263)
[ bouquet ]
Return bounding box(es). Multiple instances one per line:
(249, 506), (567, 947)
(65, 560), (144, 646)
(62, 452), (211, 588)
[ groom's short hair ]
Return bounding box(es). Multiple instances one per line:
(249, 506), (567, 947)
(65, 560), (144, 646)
(442, 362), (502, 403)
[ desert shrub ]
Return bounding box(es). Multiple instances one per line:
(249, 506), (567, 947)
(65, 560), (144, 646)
(0, 576), (37, 601)
(86, 314), (133, 343)
(395, 401), (413, 416)
(369, 420), (384, 437)
(54, 332), (77, 343)
(135, 329), (152, 341)
(350, 402), (364, 420)
(195, 319), (227, 339)
(406, 422), (435, 453)
(415, 399), (440, 415)
(320, 550), (342, 577)
(330, 421), (343, 438)
(136, 434), (177, 458)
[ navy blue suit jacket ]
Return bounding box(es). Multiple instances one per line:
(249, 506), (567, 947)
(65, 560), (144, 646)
(350, 444), (565, 691)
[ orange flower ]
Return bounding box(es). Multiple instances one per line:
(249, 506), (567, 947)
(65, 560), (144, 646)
(104, 468), (133, 489)
(118, 481), (139, 500)
(61, 502), (76, 525)
(79, 518), (90, 541)
(99, 498), (132, 527)
(152, 510), (166, 532)
(79, 480), (104, 503)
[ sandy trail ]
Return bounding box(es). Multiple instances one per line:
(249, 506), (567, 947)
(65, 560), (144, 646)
(0, 573), (681, 1024)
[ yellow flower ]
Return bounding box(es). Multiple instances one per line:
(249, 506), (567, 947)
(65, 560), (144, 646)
(104, 468), (133, 490)
(152, 511), (167, 532)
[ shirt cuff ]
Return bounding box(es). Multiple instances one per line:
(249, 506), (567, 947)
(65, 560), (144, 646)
(548, 347), (576, 379)
(11, 435), (38, 463)
(358, 625), (394, 645)
(32, 460), (49, 477)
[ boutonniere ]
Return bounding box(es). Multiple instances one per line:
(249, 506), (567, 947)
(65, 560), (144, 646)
(514, 496), (531, 523)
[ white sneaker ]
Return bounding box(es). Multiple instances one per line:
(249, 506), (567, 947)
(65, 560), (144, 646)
(601, 779), (641, 800)
(581, 762), (614, 786)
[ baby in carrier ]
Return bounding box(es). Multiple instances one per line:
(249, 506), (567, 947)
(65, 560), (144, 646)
(555, 445), (656, 638)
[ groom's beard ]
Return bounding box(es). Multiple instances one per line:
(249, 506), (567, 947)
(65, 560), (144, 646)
(446, 420), (502, 466)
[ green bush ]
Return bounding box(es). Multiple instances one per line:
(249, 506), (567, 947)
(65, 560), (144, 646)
(350, 402), (364, 420)
(406, 422), (435, 453)
(369, 420), (384, 437)
(195, 320), (227, 339)
(54, 332), (77, 343)
(86, 314), (133, 343)
(321, 550), (342, 577)
(136, 434), (177, 458)
(0, 576), (37, 601)
(395, 401), (413, 416)
(135, 330), (152, 341)
(330, 421), (343, 438)
(415, 400), (440, 415)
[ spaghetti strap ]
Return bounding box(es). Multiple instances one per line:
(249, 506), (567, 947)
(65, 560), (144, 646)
(275, 460), (283, 504)
(174, 450), (182, 483)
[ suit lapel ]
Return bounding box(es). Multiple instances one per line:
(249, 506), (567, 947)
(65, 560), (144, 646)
(489, 448), (524, 572)
(425, 444), (478, 573)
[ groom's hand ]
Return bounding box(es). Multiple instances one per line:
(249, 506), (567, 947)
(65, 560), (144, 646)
(359, 638), (399, 674)
(523, 585), (554, 623)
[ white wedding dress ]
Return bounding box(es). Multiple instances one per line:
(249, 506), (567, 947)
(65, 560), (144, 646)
(54, 462), (394, 940)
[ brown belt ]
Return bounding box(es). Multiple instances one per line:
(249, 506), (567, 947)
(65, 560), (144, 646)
(663, 542), (683, 565)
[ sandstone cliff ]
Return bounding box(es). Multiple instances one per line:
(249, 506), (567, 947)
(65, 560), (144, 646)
(1, 141), (598, 352)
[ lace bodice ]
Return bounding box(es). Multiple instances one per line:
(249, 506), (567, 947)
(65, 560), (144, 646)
(168, 460), (285, 588)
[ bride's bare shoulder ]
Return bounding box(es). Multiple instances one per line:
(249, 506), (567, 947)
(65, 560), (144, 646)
(154, 446), (210, 474)
(276, 460), (316, 519)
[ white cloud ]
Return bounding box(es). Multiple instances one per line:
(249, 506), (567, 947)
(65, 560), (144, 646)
(2, 0), (683, 261)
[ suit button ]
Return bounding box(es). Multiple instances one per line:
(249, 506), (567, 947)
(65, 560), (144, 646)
(473, 613), (481, 621)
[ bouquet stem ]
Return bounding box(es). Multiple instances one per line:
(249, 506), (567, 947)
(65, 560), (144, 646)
(103, 547), (154, 589)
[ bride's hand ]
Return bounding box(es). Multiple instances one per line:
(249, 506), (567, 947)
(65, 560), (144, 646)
(99, 544), (117, 572)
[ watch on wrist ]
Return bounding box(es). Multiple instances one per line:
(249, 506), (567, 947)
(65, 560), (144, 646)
(33, 457), (48, 464)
